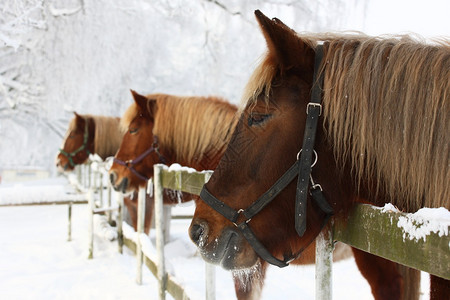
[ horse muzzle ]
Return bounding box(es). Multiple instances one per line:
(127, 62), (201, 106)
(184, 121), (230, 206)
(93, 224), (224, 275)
(189, 220), (258, 270)
(109, 171), (129, 194)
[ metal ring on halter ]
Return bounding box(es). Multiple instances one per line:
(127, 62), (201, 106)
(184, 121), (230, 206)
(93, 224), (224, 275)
(296, 149), (318, 168)
(232, 209), (252, 227)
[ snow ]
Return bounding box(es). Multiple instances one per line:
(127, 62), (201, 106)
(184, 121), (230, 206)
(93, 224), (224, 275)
(374, 203), (450, 243)
(380, 203), (400, 213)
(397, 208), (450, 242)
(0, 177), (85, 205)
(167, 163), (199, 174)
(0, 177), (433, 300)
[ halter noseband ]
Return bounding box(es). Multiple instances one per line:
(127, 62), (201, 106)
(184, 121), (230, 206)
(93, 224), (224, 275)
(113, 135), (167, 181)
(200, 45), (334, 268)
(59, 120), (91, 169)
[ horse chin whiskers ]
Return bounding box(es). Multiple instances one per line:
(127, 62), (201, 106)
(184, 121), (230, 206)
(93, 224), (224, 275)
(231, 259), (263, 291)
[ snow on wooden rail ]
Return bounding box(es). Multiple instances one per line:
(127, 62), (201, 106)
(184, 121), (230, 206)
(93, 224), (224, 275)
(333, 204), (450, 280)
(139, 163), (450, 300)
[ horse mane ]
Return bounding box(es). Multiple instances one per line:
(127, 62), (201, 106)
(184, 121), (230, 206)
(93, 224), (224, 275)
(243, 33), (449, 211)
(121, 94), (238, 166)
(69, 114), (122, 159)
(90, 115), (123, 159)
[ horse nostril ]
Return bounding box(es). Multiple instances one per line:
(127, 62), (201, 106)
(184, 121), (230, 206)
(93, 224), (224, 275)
(110, 172), (116, 186)
(190, 222), (206, 246)
(120, 177), (128, 193)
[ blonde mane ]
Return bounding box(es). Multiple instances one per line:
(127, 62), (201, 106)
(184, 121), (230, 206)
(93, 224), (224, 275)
(243, 33), (449, 211)
(67, 114), (122, 159)
(122, 94), (238, 166)
(90, 115), (123, 159)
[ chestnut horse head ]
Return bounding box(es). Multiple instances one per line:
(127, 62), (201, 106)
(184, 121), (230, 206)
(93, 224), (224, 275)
(189, 10), (449, 271)
(56, 113), (122, 172)
(109, 90), (237, 194)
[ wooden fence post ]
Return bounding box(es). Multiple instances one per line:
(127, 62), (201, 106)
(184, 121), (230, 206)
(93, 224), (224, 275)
(154, 164), (167, 300)
(67, 202), (72, 241)
(87, 189), (94, 259)
(136, 185), (146, 284)
(117, 192), (124, 254)
(315, 229), (333, 300)
(203, 171), (216, 300)
(107, 183), (112, 224)
(99, 171), (103, 207)
(163, 205), (172, 244)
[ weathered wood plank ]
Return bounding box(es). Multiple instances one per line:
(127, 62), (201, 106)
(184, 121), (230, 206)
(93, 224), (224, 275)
(159, 167), (212, 195)
(333, 204), (450, 279)
(0, 200), (88, 207)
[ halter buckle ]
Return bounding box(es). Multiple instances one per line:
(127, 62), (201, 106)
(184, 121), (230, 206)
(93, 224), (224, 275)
(307, 102), (322, 116)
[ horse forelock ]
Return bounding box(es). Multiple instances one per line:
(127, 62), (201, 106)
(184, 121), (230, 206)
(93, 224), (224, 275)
(240, 55), (277, 112)
(243, 32), (449, 210)
(152, 94), (238, 166)
(120, 102), (139, 133)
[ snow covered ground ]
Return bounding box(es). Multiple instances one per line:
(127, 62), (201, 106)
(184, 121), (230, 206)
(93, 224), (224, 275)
(0, 177), (434, 300)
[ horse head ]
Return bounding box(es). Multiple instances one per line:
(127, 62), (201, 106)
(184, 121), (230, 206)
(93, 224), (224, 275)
(189, 10), (345, 270)
(56, 112), (95, 172)
(109, 90), (164, 194)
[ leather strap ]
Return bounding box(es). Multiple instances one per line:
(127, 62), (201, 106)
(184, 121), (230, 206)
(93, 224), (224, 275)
(295, 45), (325, 237)
(113, 136), (166, 181)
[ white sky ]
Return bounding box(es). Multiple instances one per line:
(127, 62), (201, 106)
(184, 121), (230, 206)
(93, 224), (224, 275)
(364, 0), (450, 37)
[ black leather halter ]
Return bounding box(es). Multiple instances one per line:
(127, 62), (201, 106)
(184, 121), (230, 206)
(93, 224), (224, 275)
(200, 45), (334, 268)
(113, 135), (166, 181)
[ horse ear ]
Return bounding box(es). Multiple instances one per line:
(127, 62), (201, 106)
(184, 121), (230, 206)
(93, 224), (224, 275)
(254, 10), (314, 73)
(130, 90), (156, 121)
(73, 112), (85, 128)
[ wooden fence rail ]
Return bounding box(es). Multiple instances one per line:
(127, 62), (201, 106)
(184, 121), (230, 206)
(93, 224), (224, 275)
(136, 163), (449, 300)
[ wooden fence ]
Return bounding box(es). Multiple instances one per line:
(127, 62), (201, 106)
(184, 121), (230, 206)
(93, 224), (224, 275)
(134, 163), (449, 300)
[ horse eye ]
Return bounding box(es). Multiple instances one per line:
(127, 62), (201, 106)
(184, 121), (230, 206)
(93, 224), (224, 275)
(129, 128), (139, 134)
(248, 113), (272, 127)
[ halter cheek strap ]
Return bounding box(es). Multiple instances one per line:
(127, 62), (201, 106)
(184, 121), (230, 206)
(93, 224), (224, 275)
(295, 43), (328, 236)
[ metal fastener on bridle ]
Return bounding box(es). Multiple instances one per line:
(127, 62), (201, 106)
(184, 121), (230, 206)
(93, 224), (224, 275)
(297, 149), (318, 167)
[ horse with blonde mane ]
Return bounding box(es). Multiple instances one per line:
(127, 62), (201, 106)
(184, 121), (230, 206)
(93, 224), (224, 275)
(190, 11), (449, 299)
(56, 112), (155, 234)
(108, 90), (422, 299)
(56, 112), (122, 172)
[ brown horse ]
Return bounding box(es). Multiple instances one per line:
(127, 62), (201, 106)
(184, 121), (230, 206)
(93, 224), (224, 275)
(109, 91), (356, 299)
(56, 112), (122, 172)
(56, 112), (154, 234)
(108, 91), (238, 239)
(190, 10), (449, 300)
